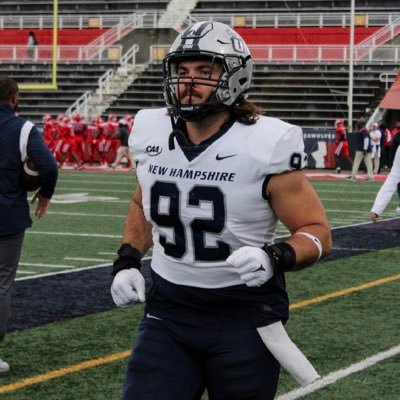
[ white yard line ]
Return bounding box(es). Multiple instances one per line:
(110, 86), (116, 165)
(277, 344), (400, 400)
(60, 179), (133, 185)
(15, 263), (112, 281)
(332, 216), (399, 230)
(55, 187), (133, 193)
(19, 262), (75, 269)
(322, 198), (379, 203)
(26, 231), (121, 238)
(16, 270), (37, 275)
(45, 211), (126, 218)
(64, 257), (112, 262)
(15, 258), (152, 281)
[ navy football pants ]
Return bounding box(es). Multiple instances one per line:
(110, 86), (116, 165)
(121, 316), (280, 400)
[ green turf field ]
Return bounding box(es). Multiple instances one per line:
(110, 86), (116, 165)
(0, 169), (399, 399)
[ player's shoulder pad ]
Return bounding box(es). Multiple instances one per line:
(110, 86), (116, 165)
(129, 108), (171, 154)
(243, 116), (307, 174)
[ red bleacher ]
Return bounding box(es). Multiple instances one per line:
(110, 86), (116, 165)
(0, 29), (108, 45)
(235, 27), (380, 45)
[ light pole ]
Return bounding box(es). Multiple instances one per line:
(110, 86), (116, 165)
(348, 0), (355, 132)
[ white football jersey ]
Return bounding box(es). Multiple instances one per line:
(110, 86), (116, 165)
(130, 108), (307, 288)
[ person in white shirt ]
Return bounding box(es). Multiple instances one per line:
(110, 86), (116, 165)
(370, 122), (382, 175)
(371, 146), (400, 222)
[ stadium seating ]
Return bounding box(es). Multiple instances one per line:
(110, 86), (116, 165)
(105, 62), (394, 129)
(5, 0), (399, 130)
(1, 0), (169, 14)
(6, 61), (119, 122)
(194, 0), (400, 14)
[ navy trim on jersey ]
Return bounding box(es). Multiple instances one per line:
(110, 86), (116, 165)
(171, 115), (236, 161)
(262, 175), (273, 201)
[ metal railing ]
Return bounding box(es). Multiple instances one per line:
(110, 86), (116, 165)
(176, 12), (400, 28)
(359, 17), (400, 45)
(0, 44), (122, 62)
(0, 14), (130, 29)
(66, 91), (92, 118)
(97, 69), (115, 102)
(120, 44), (139, 69)
(65, 43), (140, 117)
(2, 12), (400, 29)
(379, 72), (397, 89)
(150, 44), (400, 64)
(82, 13), (144, 60)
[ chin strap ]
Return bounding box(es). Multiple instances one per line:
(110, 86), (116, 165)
(168, 115), (191, 150)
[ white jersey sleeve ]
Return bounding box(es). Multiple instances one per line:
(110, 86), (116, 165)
(371, 146), (400, 216)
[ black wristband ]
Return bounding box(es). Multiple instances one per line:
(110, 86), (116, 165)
(111, 243), (142, 276)
(263, 242), (296, 273)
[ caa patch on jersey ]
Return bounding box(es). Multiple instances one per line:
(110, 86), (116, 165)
(21, 159), (41, 191)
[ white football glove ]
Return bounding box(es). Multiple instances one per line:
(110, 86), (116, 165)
(226, 246), (274, 287)
(111, 268), (146, 307)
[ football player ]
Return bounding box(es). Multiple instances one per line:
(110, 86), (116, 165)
(334, 119), (353, 174)
(72, 113), (87, 162)
(111, 22), (332, 400)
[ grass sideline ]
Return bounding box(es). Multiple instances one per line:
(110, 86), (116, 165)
(0, 169), (399, 399)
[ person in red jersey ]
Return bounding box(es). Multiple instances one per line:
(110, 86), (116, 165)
(124, 114), (135, 132)
(108, 114), (120, 166)
(58, 116), (84, 169)
(42, 114), (54, 148)
(334, 119), (353, 174)
(98, 117), (114, 167)
(72, 113), (88, 163)
(45, 119), (59, 156)
(87, 117), (103, 166)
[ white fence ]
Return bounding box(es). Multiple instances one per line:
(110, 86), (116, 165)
(2, 12), (400, 29)
(0, 45), (122, 62)
(189, 12), (400, 28)
(149, 44), (400, 64)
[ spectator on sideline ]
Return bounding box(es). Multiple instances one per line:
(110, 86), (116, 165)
(110, 22), (332, 399)
(391, 120), (400, 139)
(369, 122), (382, 175)
(380, 122), (392, 170)
(390, 124), (400, 214)
(110, 118), (135, 169)
(371, 146), (400, 222)
(0, 76), (58, 373)
(347, 117), (374, 181)
(334, 119), (353, 174)
(27, 31), (38, 60)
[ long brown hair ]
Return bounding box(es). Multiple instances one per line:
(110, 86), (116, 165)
(230, 100), (263, 125)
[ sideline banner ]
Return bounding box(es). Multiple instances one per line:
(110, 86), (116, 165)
(303, 129), (336, 169)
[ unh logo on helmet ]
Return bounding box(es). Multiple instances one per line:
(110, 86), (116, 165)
(231, 37), (246, 53)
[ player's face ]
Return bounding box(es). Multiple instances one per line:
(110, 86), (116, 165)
(176, 59), (222, 104)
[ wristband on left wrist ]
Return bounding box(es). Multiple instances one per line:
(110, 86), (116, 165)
(262, 242), (296, 273)
(111, 243), (142, 276)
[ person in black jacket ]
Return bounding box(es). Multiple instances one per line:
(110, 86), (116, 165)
(0, 76), (58, 372)
(346, 117), (374, 181)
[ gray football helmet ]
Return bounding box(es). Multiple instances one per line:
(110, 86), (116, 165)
(163, 21), (254, 121)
